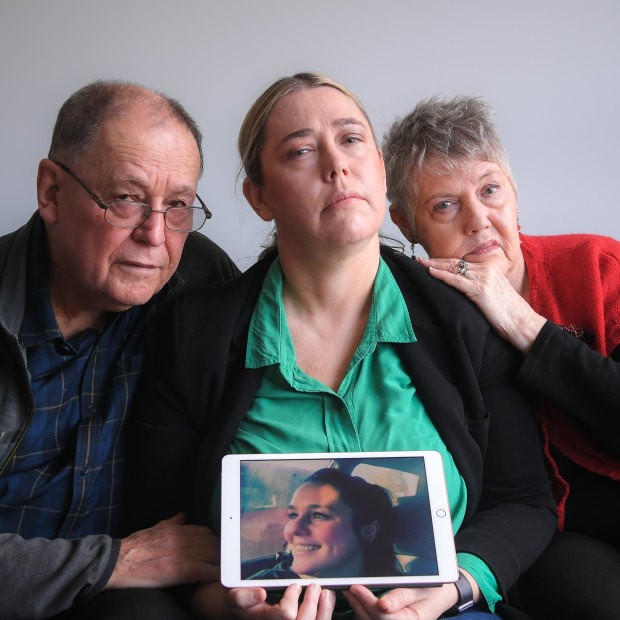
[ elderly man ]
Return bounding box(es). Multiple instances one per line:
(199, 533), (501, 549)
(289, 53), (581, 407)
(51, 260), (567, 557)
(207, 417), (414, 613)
(0, 81), (239, 619)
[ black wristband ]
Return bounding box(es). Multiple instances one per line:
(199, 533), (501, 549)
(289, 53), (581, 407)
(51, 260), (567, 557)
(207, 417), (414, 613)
(443, 570), (475, 616)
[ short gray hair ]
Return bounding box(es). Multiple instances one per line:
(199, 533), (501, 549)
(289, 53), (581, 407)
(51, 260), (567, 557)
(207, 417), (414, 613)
(382, 96), (514, 233)
(48, 80), (204, 174)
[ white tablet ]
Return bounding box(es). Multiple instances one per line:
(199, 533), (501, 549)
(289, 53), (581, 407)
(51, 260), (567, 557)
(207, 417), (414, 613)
(221, 451), (458, 588)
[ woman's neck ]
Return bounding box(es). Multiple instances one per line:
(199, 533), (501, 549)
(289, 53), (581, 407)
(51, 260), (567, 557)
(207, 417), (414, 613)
(281, 242), (379, 312)
(279, 238), (380, 391)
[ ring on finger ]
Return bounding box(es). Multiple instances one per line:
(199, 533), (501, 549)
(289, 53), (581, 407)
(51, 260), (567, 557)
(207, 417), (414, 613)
(456, 259), (469, 277)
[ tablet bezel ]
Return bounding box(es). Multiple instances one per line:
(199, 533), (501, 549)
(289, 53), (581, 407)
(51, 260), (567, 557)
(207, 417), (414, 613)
(221, 451), (458, 589)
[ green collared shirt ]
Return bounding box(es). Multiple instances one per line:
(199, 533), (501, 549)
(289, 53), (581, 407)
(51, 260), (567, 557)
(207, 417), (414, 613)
(227, 257), (499, 609)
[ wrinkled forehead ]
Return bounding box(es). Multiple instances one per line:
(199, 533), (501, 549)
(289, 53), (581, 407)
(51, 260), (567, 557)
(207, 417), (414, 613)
(86, 110), (200, 170)
(416, 155), (511, 186)
(419, 155), (473, 178)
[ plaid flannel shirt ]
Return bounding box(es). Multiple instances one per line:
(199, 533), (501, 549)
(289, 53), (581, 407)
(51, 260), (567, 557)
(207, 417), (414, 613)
(0, 221), (146, 538)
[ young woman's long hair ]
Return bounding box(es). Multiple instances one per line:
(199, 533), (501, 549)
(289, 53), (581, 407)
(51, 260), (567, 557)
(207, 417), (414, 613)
(304, 468), (401, 576)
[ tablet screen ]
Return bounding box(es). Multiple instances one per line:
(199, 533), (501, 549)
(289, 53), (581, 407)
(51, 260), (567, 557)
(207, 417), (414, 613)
(221, 451), (457, 588)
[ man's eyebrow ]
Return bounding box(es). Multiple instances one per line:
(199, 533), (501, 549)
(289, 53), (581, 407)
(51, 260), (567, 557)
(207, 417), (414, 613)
(113, 175), (142, 185)
(112, 176), (197, 195)
(174, 184), (199, 194)
(279, 117), (367, 146)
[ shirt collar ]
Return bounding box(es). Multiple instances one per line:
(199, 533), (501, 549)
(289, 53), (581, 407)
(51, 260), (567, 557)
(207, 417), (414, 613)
(19, 217), (63, 347)
(18, 217), (148, 349)
(246, 256), (416, 370)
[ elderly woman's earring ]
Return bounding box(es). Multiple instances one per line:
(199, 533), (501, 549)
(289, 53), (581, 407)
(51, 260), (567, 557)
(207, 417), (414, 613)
(410, 242), (417, 260)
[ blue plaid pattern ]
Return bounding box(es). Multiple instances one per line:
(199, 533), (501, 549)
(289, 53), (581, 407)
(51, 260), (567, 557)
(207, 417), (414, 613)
(0, 221), (146, 538)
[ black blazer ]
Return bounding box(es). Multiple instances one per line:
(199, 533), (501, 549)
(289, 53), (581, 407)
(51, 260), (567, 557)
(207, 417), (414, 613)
(126, 246), (556, 599)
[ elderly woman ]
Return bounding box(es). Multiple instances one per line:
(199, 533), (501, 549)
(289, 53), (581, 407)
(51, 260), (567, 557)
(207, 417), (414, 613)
(383, 96), (620, 620)
(126, 76), (555, 620)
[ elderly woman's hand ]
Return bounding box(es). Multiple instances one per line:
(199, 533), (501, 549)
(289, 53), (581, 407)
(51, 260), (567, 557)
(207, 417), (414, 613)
(418, 257), (546, 355)
(192, 582), (335, 620)
(343, 581), (462, 620)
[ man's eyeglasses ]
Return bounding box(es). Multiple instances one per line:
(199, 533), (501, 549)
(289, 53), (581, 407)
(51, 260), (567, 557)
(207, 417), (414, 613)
(52, 160), (212, 232)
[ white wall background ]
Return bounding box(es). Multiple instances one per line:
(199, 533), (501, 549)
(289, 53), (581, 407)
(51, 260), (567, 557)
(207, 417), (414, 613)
(1, 0), (618, 270)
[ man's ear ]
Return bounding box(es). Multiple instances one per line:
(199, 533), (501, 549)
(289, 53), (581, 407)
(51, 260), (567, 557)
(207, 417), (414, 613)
(360, 520), (380, 543)
(388, 204), (416, 242)
(37, 159), (61, 224)
(243, 177), (274, 222)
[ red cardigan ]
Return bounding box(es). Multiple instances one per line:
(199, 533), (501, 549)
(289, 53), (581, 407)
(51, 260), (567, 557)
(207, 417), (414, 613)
(520, 233), (620, 526)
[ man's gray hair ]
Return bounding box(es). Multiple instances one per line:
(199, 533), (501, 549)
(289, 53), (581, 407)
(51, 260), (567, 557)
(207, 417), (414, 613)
(48, 80), (204, 174)
(382, 96), (514, 233)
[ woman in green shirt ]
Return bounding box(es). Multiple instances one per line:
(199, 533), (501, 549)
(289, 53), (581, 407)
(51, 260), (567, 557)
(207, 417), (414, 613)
(128, 73), (556, 620)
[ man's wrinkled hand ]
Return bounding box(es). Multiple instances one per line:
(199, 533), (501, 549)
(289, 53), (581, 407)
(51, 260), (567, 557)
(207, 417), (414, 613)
(106, 513), (220, 589)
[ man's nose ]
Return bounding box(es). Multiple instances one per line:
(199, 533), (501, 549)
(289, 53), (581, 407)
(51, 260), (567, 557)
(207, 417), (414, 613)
(132, 208), (168, 246)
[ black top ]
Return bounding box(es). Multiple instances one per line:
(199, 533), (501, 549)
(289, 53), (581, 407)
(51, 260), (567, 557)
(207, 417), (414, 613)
(125, 246), (556, 599)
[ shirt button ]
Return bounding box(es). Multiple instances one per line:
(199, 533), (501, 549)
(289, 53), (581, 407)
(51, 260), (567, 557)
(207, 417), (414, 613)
(86, 404), (97, 414)
(55, 341), (72, 356)
(80, 466), (90, 476)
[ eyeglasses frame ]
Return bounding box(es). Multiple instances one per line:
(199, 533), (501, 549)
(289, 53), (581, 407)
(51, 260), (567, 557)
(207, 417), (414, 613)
(50, 159), (212, 232)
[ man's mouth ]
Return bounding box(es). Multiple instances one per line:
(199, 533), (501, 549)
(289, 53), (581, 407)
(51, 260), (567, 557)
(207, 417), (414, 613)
(117, 261), (159, 272)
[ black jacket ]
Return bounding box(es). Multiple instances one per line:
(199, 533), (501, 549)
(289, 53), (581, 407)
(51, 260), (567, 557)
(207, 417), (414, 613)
(0, 212), (239, 619)
(127, 247), (556, 601)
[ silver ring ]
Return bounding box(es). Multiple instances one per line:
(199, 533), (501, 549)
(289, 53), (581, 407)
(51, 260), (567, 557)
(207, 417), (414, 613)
(457, 260), (469, 277)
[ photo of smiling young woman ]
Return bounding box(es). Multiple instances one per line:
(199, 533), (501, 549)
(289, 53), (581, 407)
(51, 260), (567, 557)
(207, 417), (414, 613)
(244, 468), (401, 580)
(284, 479), (366, 578)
